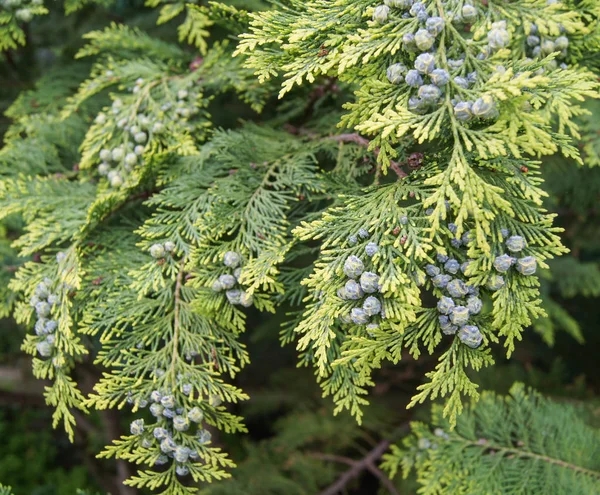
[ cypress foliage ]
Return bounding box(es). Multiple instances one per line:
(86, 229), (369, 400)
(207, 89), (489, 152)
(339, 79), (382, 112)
(381, 383), (600, 494)
(1, 0), (599, 493)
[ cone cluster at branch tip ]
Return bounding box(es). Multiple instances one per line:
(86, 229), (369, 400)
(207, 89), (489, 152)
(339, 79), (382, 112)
(128, 389), (214, 477)
(424, 213), (484, 348)
(427, 227), (538, 348)
(30, 253), (73, 366)
(96, 79), (201, 188)
(339, 230), (385, 329)
(379, 0), (501, 120)
(150, 241), (176, 259)
(494, 235), (537, 276)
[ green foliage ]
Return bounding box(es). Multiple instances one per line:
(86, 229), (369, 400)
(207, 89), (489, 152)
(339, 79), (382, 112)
(177, 5), (212, 54)
(238, 0), (599, 234)
(382, 382), (600, 494)
(1, 0), (600, 493)
(236, 0), (600, 427)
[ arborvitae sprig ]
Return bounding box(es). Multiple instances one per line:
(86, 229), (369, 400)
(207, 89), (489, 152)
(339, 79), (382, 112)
(237, 0), (591, 425)
(290, 151), (566, 425)
(10, 247), (88, 441)
(0, 7), (283, 489)
(1, 1), (600, 492)
(87, 247), (246, 493)
(76, 123), (348, 492)
(382, 382), (600, 494)
(238, 0), (598, 239)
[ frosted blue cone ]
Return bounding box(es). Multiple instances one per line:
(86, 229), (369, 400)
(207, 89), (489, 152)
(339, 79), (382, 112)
(447, 279), (469, 298)
(344, 255), (364, 278)
(351, 308), (370, 324)
(459, 325), (483, 348)
(345, 279), (364, 300)
(516, 256), (537, 275)
(506, 235), (526, 253)
(437, 296), (455, 315)
(363, 296), (382, 316)
(360, 271), (380, 293)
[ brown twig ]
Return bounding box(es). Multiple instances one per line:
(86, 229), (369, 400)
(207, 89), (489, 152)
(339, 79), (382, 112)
(328, 133), (371, 148)
(284, 124), (319, 139)
(0, 387), (132, 495)
(79, 366), (138, 495)
(302, 77), (338, 121)
(310, 450), (400, 494)
(3, 50), (19, 72)
(285, 127), (409, 179)
(317, 439), (399, 495)
(365, 462), (401, 495)
(169, 258), (187, 381)
(0, 389), (46, 407)
(329, 133), (408, 179)
(309, 452), (356, 466)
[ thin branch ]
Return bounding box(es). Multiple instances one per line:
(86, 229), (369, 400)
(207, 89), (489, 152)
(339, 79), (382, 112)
(318, 439), (397, 495)
(312, 449), (401, 495)
(169, 258), (187, 381)
(0, 388), (133, 495)
(0, 389), (46, 407)
(328, 133), (370, 148)
(328, 133), (408, 178)
(365, 463), (401, 495)
(302, 77), (338, 121)
(460, 437), (600, 480)
(3, 50), (19, 73)
(285, 126), (409, 178)
(309, 452), (356, 467)
(77, 365), (137, 495)
(100, 409), (138, 495)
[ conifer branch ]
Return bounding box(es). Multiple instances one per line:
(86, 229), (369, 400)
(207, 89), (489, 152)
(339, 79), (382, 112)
(458, 437), (600, 479)
(168, 258), (186, 383)
(1, 0), (599, 493)
(383, 383), (600, 493)
(285, 127), (409, 178)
